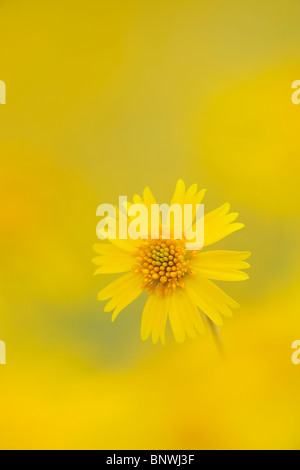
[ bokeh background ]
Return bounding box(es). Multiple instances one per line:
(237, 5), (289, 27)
(1, 0), (300, 450)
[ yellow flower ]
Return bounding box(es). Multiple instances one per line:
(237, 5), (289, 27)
(93, 180), (250, 344)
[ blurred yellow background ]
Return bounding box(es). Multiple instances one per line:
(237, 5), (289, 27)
(1, 0), (300, 450)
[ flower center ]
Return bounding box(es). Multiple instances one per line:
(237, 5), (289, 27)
(133, 239), (197, 295)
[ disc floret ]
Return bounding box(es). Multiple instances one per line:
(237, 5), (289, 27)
(133, 239), (196, 295)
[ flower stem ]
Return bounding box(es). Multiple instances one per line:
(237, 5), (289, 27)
(207, 318), (224, 357)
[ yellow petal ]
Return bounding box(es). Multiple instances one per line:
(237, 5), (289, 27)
(93, 243), (124, 256)
(141, 293), (169, 345)
(93, 244), (134, 274)
(152, 295), (170, 345)
(170, 179), (206, 208)
(200, 203), (245, 247)
(168, 292), (186, 343)
(111, 281), (144, 321)
(186, 183), (198, 199)
(143, 186), (157, 207)
(185, 185), (206, 206)
(168, 180), (206, 237)
(133, 194), (142, 204)
(186, 275), (240, 326)
(130, 187), (158, 231)
(93, 262), (132, 274)
(141, 295), (155, 342)
(170, 179), (186, 206)
(97, 273), (135, 301)
(97, 272), (143, 321)
(132, 187), (157, 213)
(169, 288), (206, 341)
(184, 292), (206, 335)
(191, 250), (251, 281)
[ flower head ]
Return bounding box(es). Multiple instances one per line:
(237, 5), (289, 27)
(93, 180), (250, 344)
(133, 238), (196, 295)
